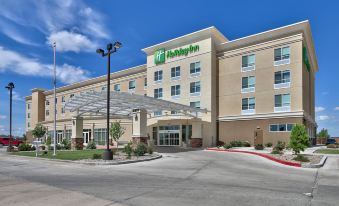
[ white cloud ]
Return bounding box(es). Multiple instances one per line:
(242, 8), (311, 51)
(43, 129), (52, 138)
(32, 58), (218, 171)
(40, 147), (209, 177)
(47, 31), (97, 53)
(12, 91), (23, 101)
(335, 107), (339, 111)
(315, 106), (325, 112)
(318, 115), (330, 121)
(0, 46), (90, 84)
(0, 115), (6, 120)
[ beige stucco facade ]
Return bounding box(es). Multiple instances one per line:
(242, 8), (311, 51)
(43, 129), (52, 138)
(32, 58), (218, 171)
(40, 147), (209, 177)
(25, 20), (318, 147)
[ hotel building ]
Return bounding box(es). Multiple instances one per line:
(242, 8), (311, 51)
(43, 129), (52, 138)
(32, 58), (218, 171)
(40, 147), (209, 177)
(25, 21), (318, 147)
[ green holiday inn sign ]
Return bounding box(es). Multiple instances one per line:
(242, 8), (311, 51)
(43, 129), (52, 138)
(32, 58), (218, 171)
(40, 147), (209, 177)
(154, 44), (199, 65)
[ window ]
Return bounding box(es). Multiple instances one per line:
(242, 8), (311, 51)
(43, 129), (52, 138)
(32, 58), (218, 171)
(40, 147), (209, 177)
(61, 107), (65, 114)
(171, 110), (179, 114)
(242, 54), (255, 68)
(154, 111), (162, 116)
(65, 130), (72, 140)
(70, 94), (74, 98)
(190, 81), (201, 94)
(275, 70), (290, 84)
(190, 62), (201, 75)
(62, 96), (65, 102)
(154, 70), (163, 82)
(128, 81), (135, 90)
(275, 94), (291, 107)
(46, 110), (50, 116)
(94, 128), (107, 145)
(274, 46), (290, 61)
(154, 88), (163, 99)
(270, 123), (295, 132)
(27, 113), (30, 119)
(46, 100), (50, 106)
(144, 78), (147, 87)
(55, 98), (57, 104)
(171, 66), (181, 78)
(171, 85), (180, 96)
(28, 122), (30, 128)
(101, 86), (107, 91)
(27, 104), (30, 110)
(242, 76), (255, 93)
(242, 97), (255, 110)
(114, 84), (121, 92)
(190, 101), (200, 109)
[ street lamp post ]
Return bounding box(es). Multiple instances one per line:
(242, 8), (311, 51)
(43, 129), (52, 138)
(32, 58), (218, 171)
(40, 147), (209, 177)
(5, 82), (15, 151)
(96, 42), (122, 160)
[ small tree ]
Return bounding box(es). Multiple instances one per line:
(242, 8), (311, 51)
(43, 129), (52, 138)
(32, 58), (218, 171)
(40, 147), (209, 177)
(32, 123), (47, 141)
(22, 133), (27, 143)
(110, 121), (125, 151)
(288, 124), (310, 155)
(317, 128), (329, 144)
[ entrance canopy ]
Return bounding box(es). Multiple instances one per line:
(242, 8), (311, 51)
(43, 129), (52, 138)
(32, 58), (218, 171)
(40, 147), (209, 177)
(64, 91), (207, 118)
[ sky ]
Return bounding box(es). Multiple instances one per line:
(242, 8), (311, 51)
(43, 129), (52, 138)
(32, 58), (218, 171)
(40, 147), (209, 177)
(0, 0), (338, 137)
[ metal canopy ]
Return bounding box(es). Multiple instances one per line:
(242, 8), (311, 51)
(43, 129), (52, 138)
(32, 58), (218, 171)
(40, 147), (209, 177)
(64, 91), (207, 118)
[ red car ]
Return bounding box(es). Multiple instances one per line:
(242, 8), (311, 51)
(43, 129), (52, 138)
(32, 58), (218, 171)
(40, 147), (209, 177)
(0, 137), (23, 146)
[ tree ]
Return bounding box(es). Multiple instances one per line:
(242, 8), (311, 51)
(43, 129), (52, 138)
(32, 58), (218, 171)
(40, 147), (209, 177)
(288, 124), (310, 155)
(110, 121), (125, 151)
(22, 133), (27, 143)
(32, 123), (47, 140)
(317, 128), (330, 139)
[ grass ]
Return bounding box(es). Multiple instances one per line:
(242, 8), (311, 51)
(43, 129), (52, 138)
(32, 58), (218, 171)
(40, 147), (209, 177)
(314, 149), (339, 154)
(11, 149), (108, 161)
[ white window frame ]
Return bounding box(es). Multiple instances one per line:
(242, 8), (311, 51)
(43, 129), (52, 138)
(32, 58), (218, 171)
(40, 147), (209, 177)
(241, 76), (256, 93)
(269, 123), (295, 132)
(128, 81), (136, 90)
(171, 66), (181, 80)
(114, 84), (121, 92)
(241, 97), (256, 115)
(171, 85), (180, 98)
(274, 70), (291, 89)
(154, 88), (163, 99)
(241, 54), (255, 72)
(190, 81), (201, 96)
(154, 111), (162, 117)
(190, 101), (201, 109)
(154, 70), (163, 83)
(190, 62), (201, 76)
(274, 46), (290, 66)
(274, 94), (291, 112)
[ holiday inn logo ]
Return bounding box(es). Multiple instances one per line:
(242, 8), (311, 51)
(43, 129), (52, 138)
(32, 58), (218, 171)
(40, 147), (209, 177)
(154, 44), (199, 65)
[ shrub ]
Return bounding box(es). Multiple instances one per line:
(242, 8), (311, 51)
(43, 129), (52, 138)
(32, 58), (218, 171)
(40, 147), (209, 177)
(92, 153), (102, 159)
(46, 136), (52, 146)
(254, 144), (264, 150)
(327, 144), (337, 148)
(289, 124), (310, 155)
(62, 139), (71, 150)
(293, 154), (310, 162)
(56, 144), (62, 150)
(18, 143), (32, 151)
(147, 145), (154, 154)
(230, 140), (243, 147)
(217, 141), (225, 147)
(273, 141), (286, 153)
(7, 145), (15, 152)
(265, 142), (273, 147)
(124, 142), (133, 158)
(242, 141), (251, 147)
(223, 143), (232, 149)
(271, 150), (281, 154)
(86, 141), (96, 150)
(134, 143), (147, 156)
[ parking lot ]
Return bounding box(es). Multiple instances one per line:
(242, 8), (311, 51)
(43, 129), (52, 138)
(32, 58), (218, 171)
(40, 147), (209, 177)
(0, 148), (338, 206)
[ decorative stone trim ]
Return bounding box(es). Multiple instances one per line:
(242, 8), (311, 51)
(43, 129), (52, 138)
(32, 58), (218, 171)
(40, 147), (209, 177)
(71, 138), (84, 150)
(191, 138), (202, 148)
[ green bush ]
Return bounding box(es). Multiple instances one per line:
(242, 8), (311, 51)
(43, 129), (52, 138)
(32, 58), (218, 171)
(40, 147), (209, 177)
(265, 142), (273, 147)
(147, 145), (154, 154)
(288, 124), (310, 155)
(56, 144), (62, 150)
(124, 142), (133, 158)
(327, 144), (337, 148)
(62, 139), (71, 150)
(18, 143), (32, 151)
(7, 145), (15, 152)
(271, 150), (281, 154)
(242, 141), (251, 147)
(223, 143), (232, 149)
(46, 136), (52, 146)
(273, 141), (286, 152)
(92, 153), (102, 159)
(230, 140), (243, 147)
(293, 154), (310, 162)
(254, 144), (264, 150)
(134, 143), (147, 156)
(86, 141), (97, 150)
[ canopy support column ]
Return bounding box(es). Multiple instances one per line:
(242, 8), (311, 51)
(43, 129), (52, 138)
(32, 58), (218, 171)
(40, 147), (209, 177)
(71, 116), (83, 150)
(191, 119), (203, 148)
(132, 109), (148, 144)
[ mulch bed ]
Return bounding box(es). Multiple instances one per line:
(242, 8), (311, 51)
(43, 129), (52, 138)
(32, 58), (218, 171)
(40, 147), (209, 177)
(265, 153), (323, 167)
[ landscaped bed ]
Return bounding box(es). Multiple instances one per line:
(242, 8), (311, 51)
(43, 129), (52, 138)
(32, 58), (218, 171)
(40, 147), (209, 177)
(265, 153), (323, 167)
(314, 149), (339, 154)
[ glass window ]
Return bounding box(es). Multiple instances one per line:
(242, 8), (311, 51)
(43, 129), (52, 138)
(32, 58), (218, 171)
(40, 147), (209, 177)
(94, 128), (107, 145)
(242, 76), (256, 89)
(129, 81), (135, 89)
(171, 66), (181, 78)
(190, 101), (200, 109)
(114, 84), (121, 91)
(275, 94), (290, 107)
(62, 96), (65, 102)
(242, 54), (255, 67)
(278, 124), (286, 131)
(28, 122), (30, 128)
(275, 70), (290, 84)
(27, 113), (30, 118)
(270, 123), (294, 132)
(171, 85), (180, 96)
(46, 110), (49, 116)
(154, 111), (162, 116)
(154, 70), (163, 81)
(144, 78), (147, 87)
(27, 104), (30, 110)
(287, 124), (294, 131)
(190, 81), (201, 94)
(154, 88), (163, 99)
(46, 100), (50, 106)
(242, 97), (255, 110)
(270, 124), (278, 132)
(65, 130), (72, 140)
(274, 46), (290, 61)
(102, 86), (107, 91)
(61, 107), (65, 114)
(70, 94), (74, 98)
(190, 62), (201, 74)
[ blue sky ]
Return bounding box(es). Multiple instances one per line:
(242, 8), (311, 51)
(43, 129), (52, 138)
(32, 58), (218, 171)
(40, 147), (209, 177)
(0, 0), (338, 137)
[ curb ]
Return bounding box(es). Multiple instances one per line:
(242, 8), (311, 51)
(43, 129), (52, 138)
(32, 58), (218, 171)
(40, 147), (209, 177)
(304, 155), (327, 168)
(206, 148), (301, 167)
(76, 154), (162, 165)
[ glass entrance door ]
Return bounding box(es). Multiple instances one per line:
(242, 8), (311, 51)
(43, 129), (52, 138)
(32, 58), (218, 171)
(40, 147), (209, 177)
(83, 129), (91, 144)
(158, 125), (180, 146)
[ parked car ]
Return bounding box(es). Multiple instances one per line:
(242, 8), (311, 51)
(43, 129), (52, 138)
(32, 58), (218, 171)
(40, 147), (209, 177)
(0, 137), (23, 146)
(326, 138), (337, 145)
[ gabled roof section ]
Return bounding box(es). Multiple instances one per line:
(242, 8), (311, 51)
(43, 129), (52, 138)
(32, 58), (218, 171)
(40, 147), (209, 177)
(142, 26), (228, 55)
(217, 20), (318, 72)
